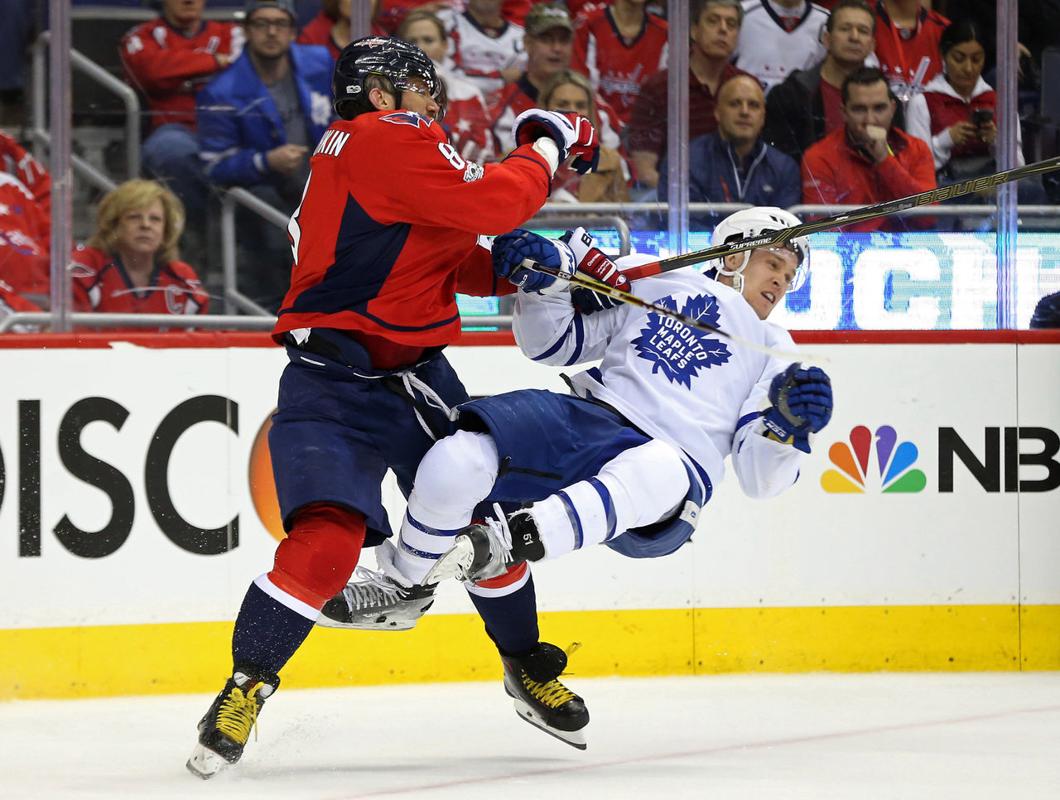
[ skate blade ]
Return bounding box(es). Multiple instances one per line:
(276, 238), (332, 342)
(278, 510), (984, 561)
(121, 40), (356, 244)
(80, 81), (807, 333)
(315, 614), (418, 631)
(424, 537), (476, 584)
(311, 606), (419, 631)
(186, 743), (229, 779)
(510, 696), (588, 750)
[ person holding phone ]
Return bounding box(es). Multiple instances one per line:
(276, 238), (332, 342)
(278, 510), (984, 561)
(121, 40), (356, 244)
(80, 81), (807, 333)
(905, 20), (1025, 182)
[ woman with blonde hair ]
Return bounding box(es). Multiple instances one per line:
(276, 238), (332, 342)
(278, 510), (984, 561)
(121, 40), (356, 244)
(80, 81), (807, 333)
(71, 179), (209, 323)
(540, 69), (630, 203)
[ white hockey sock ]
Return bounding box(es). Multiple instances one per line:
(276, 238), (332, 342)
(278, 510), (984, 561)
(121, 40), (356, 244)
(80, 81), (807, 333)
(528, 439), (690, 559)
(394, 430), (500, 583)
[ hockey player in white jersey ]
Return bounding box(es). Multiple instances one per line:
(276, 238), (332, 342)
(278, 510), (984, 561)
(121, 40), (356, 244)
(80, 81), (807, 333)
(320, 208), (833, 742)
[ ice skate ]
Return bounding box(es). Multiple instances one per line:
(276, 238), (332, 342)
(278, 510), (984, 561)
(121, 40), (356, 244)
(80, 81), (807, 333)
(502, 642), (589, 750)
(317, 566), (436, 631)
(186, 668), (279, 779)
(425, 511), (528, 584)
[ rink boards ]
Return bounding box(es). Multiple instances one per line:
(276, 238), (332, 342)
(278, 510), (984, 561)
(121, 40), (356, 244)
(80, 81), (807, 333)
(0, 331), (1058, 699)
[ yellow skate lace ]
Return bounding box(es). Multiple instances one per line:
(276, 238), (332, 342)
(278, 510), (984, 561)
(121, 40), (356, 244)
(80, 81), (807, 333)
(215, 684), (265, 745)
(521, 641), (583, 709)
(521, 674), (576, 708)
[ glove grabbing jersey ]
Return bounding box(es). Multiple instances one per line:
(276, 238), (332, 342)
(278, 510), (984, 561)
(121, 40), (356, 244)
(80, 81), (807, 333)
(513, 109), (601, 174)
(560, 226), (630, 314)
(491, 229), (576, 294)
(761, 364), (833, 454)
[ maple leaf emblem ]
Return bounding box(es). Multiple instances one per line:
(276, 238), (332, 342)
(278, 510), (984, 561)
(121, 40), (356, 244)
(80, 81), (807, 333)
(631, 293), (731, 389)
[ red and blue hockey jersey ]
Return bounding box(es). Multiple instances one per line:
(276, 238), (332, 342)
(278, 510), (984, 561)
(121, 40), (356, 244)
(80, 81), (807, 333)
(274, 109), (553, 347)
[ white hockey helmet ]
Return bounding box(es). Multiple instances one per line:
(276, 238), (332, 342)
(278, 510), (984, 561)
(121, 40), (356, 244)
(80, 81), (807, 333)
(709, 206), (809, 292)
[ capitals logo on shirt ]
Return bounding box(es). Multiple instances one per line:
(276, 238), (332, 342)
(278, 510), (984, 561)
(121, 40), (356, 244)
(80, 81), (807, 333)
(381, 111), (433, 129)
(632, 293), (731, 388)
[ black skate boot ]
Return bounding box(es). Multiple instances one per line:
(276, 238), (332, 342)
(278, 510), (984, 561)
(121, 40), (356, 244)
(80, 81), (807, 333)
(317, 566), (436, 631)
(502, 642), (589, 750)
(186, 668), (279, 779)
(426, 509), (545, 584)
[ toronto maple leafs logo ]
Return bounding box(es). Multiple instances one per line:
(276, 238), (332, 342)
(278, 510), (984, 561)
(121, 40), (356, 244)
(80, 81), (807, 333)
(631, 293), (731, 389)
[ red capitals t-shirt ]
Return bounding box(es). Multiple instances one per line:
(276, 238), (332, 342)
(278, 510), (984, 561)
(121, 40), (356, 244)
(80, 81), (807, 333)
(572, 6), (668, 125)
(70, 245), (210, 325)
(121, 18), (243, 130)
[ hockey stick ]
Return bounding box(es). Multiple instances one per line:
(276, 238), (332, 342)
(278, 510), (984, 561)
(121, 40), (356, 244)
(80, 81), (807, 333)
(518, 156), (1060, 357)
(620, 154), (1060, 281)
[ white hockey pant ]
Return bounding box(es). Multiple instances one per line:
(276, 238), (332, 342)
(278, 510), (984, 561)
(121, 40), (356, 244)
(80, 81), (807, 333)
(528, 438), (690, 559)
(395, 430), (691, 581)
(395, 430), (500, 585)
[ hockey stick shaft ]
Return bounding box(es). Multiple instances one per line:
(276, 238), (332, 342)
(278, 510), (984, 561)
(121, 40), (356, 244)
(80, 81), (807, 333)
(622, 154), (1060, 281)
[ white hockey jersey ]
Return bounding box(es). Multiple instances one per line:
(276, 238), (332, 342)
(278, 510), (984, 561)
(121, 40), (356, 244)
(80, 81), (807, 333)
(439, 9), (527, 98)
(735, 0), (828, 93)
(512, 259), (806, 498)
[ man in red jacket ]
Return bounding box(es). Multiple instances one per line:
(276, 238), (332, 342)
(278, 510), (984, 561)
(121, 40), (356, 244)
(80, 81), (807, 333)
(120, 0), (243, 229)
(801, 66), (935, 232)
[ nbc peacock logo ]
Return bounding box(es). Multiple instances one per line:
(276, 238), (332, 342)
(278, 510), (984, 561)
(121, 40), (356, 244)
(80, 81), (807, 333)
(821, 425), (927, 494)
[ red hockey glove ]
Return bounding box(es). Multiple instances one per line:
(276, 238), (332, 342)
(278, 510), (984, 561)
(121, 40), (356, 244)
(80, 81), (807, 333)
(559, 227), (630, 313)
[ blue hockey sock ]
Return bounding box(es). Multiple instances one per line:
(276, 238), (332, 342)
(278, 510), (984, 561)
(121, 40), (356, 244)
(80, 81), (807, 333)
(231, 581), (316, 674)
(468, 574), (540, 656)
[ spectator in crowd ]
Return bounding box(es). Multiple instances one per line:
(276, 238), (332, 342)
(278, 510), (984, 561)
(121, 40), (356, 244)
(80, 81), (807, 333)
(660, 75), (800, 220)
(197, 0), (333, 309)
(298, 0), (353, 59)
(873, 0), (950, 100)
(571, 0), (669, 125)
(70, 180), (209, 326)
(765, 0), (877, 162)
(439, 0), (527, 98)
(0, 133), (50, 305)
(801, 67), (935, 231)
(374, 0), (454, 34)
(491, 3), (623, 155)
(399, 10), (495, 161)
(627, 0), (749, 192)
(735, 0), (828, 94)
(0, 131), (50, 219)
(121, 0), (243, 232)
(905, 21), (1025, 183)
(541, 69), (631, 202)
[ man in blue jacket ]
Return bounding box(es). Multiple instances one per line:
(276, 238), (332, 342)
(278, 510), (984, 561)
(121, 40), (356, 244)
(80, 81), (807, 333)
(197, 0), (333, 308)
(659, 74), (800, 230)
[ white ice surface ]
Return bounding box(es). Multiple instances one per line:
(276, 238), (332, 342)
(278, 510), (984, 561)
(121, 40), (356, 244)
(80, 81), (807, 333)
(1, 673), (1058, 800)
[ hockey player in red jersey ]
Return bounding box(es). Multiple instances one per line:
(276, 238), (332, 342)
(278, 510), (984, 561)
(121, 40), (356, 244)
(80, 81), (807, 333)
(187, 35), (601, 778)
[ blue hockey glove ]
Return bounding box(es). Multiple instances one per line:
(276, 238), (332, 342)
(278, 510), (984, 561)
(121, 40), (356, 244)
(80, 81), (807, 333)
(560, 227), (630, 314)
(491, 229), (576, 294)
(513, 109), (601, 174)
(761, 364), (833, 454)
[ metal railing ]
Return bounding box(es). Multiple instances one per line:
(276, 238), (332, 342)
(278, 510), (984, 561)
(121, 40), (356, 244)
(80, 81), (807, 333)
(0, 312), (276, 334)
(31, 30), (140, 189)
(220, 187), (289, 316)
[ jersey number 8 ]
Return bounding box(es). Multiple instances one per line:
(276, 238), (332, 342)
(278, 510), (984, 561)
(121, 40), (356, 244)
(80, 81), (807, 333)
(437, 142), (466, 171)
